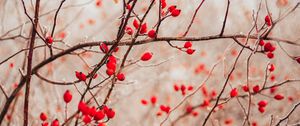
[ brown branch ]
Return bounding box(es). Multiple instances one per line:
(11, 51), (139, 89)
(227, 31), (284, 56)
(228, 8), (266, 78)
(219, 0), (230, 36)
(182, 0), (205, 37)
(22, 0), (41, 125)
(275, 102), (300, 126)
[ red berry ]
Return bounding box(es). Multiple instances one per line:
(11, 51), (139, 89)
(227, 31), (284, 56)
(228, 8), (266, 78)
(100, 43), (109, 53)
(117, 73), (125, 81)
(187, 86), (193, 91)
(161, 0), (166, 9)
(265, 15), (271, 26)
(267, 52), (274, 59)
(242, 85), (249, 92)
(83, 115), (91, 124)
(174, 84), (179, 91)
(186, 49), (195, 55)
(270, 86), (277, 94)
(126, 4), (131, 10)
(63, 90), (72, 103)
(51, 119), (59, 126)
(268, 64), (275, 72)
(75, 71), (87, 81)
(147, 30), (156, 38)
(106, 62), (116, 70)
(139, 23), (147, 34)
(184, 41), (192, 48)
(78, 101), (88, 113)
(105, 109), (115, 119)
(42, 122), (49, 126)
(98, 123), (106, 126)
(94, 110), (105, 121)
(133, 19), (139, 29)
(40, 112), (47, 121)
(186, 105), (193, 113)
(141, 99), (148, 105)
(258, 100), (268, 107)
(168, 5), (177, 12)
(106, 68), (115, 76)
(141, 52), (152, 61)
(180, 85), (186, 92)
(171, 9), (181, 17)
(263, 42), (273, 52)
(160, 105), (170, 113)
(46, 36), (53, 45)
(230, 88), (238, 97)
(296, 57), (300, 64)
(274, 94), (284, 100)
(259, 40), (265, 46)
(88, 106), (97, 117)
(253, 85), (260, 93)
(125, 26), (133, 35)
(150, 96), (157, 105)
(114, 47), (119, 52)
(258, 106), (265, 113)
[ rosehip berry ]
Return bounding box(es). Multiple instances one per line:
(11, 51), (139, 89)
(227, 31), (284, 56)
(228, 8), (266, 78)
(100, 43), (109, 53)
(187, 85), (193, 91)
(63, 90), (72, 103)
(258, 100), (268, 107)
(265, 15), (271, 26)
(264, 42), (273, 52)
(78, 101), (87, 112)
(259, 40), (265, 46)
(186, 49), (195, 55)
(42, 122), (49, 126)
(75, 71), (87, 81)
(270, 86), (277, 94)
(94, 110), (105, 121)
(242, 85), (249, 92)
(147, 30), (156, 38)
(126, 4), (131, 10)
(88, 106), (97, 117)
(51, 119), (59, 126)
(274, 94), (284, 100)
(253, 85), (260, 93)
(117, 73), (125, 81)
(133, 19), (139, 29)
(98, 122), (106, 126)
(141, 99), (148, 105)
(40, 112), (47, 121)
(192, 111), (198, 117)
(160, 105), (170, 113)
(83, 115), (91, 124)
(46, 36), (53, 45)
(161, 0), (166, 9)
(174, 84), (179, 91)
(171, 9), (181, 17)
(267, 52), (274, 59)
(105, 108), (115, 119)
(141, 52), (152, 61)
(258, 106), (265, 113)
(268, 64), (275, 72)
(106, 68), (115, 76)
(114, 47), (119, 52)
(139, 23), (147, 34)
(184, 41), (192, 48)
(125, 26), (133, 35)
(295, 57), (300, 64)
(168, 5), (177, 12)
(150, 96), (157, 105)
(186, 105), (193, 113)
(230, 88), (238, 97)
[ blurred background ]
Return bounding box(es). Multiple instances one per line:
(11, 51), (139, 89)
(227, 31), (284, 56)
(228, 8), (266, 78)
(0, 0), (300, 125)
